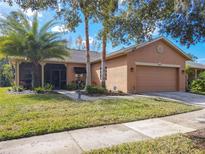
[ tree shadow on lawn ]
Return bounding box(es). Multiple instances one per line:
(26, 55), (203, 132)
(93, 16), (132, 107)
(186, 129), (205, 150)
(20, 92), (74, 102)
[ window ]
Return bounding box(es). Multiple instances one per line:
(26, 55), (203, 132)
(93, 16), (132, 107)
(100, 66), (107, 80)
(73, 67), (86, 74)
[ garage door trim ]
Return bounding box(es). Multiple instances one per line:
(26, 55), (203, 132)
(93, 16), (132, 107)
(135, 62), (180, 68)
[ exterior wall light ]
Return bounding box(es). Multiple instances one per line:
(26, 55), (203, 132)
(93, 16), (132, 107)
(130, 67), (134, 72)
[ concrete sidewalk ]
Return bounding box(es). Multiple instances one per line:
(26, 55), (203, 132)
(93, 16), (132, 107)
(0, 109), (204, 154)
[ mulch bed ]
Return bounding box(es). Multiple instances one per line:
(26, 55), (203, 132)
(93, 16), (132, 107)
(80, 91), (129, 97)
(186, 129), (205, 149)
(7, 90), (36, 95)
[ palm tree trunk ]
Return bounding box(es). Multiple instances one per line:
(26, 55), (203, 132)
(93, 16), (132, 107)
(101, 32), (107, 88)
(32, 61), (41, 88)
(85, 15), (91, 86)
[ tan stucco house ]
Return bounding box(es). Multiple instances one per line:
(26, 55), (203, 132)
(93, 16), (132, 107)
(11, 37), (191, 93)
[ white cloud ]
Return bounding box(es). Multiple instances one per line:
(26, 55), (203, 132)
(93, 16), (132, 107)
(28, 19), (32, 26)
(51, 25), (70, 33)
(89, 37), (94, 44)
(81, 37), (102, 50)
(119, 0), (126, 4)
(57, 1), (62, 12)
(0, 13), (6, 19)
(82, 37), (94, 46)
(0, 13), (5, 36)
(21, 8), (42, 17)
(151, 27), (160, 36)
(197, 58), (205, 64)
(82, 40), (86, 48)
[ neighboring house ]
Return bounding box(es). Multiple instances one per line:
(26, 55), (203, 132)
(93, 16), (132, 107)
(10, 37), (191, 93)
(186, 61), (205, 79)
(185, 61), (205, 89)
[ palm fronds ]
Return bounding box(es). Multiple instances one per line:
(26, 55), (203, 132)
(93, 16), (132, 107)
(0, 10), (69, 62)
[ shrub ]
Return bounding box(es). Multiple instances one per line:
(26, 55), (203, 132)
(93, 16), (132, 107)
(34, 87), (46, 94)
(191, 79), (205, 92)
(117, 90), (123, 93)
(67, 82), (78, 91)
(86, 85), (107, 94)
(34, 84), (53, 94)
(67, 81), (85, 91)
(10, 85), (24, 92)
(44, 83), (53, 92)
(199, 71), (205, 79)
(0, 63), (14, 87)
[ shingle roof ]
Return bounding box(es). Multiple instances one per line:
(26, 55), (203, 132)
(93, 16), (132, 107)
(186, 61), (205, 69)
(10, 37), (191, 64)
(45, 49), (101, 63)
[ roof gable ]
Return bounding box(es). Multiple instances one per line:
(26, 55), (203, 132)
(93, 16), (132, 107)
(92, 37), (191, 63)
(159, 37), (191, 60)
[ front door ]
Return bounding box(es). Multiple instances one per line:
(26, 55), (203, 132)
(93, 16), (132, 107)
(51, 70), (60, 89)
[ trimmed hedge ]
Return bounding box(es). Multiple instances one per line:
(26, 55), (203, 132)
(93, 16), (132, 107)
(86, 85), (107, 94)
(9, 85), (24, 92)
(34, 83), (53, 94)
(67, 83), (78, 91)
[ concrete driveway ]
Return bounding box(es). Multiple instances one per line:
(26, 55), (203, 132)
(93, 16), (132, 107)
(143, 92), (205, 108)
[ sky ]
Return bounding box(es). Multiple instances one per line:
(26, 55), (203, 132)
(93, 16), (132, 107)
(0, 2), (205, 63)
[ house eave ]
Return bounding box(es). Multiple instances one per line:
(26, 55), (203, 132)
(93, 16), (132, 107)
(91, 52), (128, 64)
(8, 57), (86, 65)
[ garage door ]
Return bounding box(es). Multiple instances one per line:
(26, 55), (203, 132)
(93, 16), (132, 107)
(135, 66), (178, 92)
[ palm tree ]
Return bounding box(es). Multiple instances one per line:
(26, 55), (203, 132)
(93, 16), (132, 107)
(62, 0), (95, 86)
(96, 0), (118, 88)
(0, 11), (69, 88)
(1, 0), (96, 87)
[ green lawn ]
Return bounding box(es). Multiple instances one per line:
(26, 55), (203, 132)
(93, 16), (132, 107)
(86, 135), (205, 154)
(0, 88), (201, 141)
